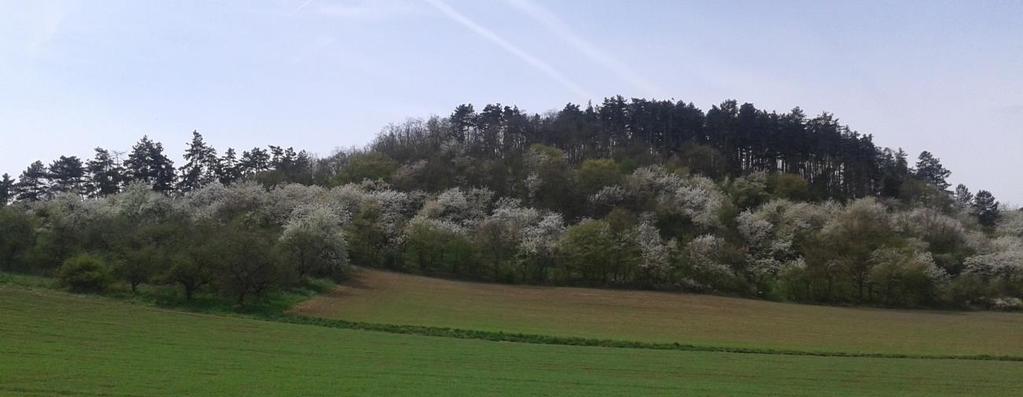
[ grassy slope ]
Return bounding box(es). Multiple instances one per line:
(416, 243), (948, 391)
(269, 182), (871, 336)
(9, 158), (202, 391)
(2, 287), (1023, 396)
(292, 270), (1023, 356)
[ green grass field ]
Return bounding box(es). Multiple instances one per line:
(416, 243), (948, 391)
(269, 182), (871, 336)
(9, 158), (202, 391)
(3, 286), (1023, 396)
(292, 270), (1023, 356)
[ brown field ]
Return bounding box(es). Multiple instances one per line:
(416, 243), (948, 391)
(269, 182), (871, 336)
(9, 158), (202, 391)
(292, 269), (1023, 356)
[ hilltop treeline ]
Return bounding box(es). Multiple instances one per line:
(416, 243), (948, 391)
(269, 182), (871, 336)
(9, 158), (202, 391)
(374, 98), (891, 200)
(0, 97), (1019, 309)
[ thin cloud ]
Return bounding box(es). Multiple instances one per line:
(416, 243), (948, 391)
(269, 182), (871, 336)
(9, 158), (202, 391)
(504, 0), (664, 99)
(423, 0), (592, 101)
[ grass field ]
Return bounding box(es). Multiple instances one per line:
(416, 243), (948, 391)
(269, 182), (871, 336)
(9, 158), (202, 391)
(3, 286), (1023, 396)
(292, 269), (1023, 356)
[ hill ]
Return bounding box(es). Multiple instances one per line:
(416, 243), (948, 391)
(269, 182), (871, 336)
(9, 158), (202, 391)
(292, 269), (1023, 356)
(3, 285), (1023, 396)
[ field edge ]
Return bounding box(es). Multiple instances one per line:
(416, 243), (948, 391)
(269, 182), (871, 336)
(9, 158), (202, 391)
(268, 313), (1023, 362)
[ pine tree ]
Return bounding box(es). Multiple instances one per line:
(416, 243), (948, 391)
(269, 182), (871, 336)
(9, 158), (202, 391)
(177, 131), (219, 191)
(239, 147), (270, 175)
(449, 104), (476, 144)
(87, 148), (124, 197)
(971, 190), (1000, 227)
(880, 148), (910, 198)
(954, 184), (973, 210)
(269, 146), (298, 170)
(0, 173), (14, 206)
(48, 155), (87, 196)
(124, 136), (176, 192)
(15, 161), (49, 201)
(217, 148), (241, 185)
(915, 151), (951, 191)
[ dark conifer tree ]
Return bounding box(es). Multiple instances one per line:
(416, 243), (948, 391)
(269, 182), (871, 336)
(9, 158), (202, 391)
(954, 184), (973, 210)
(239, 147), (271, 175)
(598, 96), (627, 156)
(124, 136), (176, 192)
(87, 148), (124, 197)
(48, 155), (87, 196)
(0, 173), (14, 206)
(177, 131), (219, 191)
(269, 146), (298, 170)
(449, 104), (476, 145)
(475, 104), (504, 157)
(879, 148), (909, 198)
(15, 161), (49, 201)
(217, 148), (241, 185)
(971, 190), (1000, 227)
(915, 151), (951, 191)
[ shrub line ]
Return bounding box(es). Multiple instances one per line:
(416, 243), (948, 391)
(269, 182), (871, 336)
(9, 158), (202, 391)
(260, 314), (1023, 363)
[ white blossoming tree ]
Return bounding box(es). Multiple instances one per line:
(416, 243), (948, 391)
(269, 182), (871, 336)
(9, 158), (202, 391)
(279, 205), (349, 280)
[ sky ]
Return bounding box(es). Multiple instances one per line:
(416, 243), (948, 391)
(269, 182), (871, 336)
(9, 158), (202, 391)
(1, 0), (1021, 203)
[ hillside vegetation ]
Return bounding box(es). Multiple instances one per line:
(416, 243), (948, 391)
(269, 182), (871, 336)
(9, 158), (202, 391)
(3, 285), (1023, 396)
(293, 269), (1023, 356)
(1, 98), (1020, 310)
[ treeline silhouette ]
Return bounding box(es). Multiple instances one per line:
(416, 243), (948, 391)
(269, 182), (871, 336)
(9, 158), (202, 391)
(373, 97), (903, 201)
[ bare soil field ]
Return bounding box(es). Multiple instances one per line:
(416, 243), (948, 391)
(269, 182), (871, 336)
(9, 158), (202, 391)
(292, 269), (1023, 356)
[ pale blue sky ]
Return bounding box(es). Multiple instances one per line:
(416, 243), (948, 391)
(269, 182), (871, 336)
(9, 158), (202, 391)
(1, 0), (1021, 202)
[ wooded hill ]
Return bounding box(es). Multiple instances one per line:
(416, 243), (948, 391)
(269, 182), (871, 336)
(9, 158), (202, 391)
(0, 97), (1017, 310)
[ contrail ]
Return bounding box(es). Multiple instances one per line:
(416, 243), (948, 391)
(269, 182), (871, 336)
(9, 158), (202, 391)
(504, 0), (665, 99)
(296, 0), (314, 11)
(422, 0), (592, 101)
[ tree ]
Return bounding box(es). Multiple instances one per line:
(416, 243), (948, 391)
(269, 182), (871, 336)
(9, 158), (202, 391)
(48, 155), (86, 196)
(124, 136), (176, 192)
(167, 256), (212, 301)
(524, 145), (574, 213)
(167, 225), (220, 301)
(880, 148), (910, 198)
(0, 174), (14, 206)
(178, 131), (220, 192)
(212, 225), (285, 305)
(334, 151), (399, 185)
(972, 190), (1000, 228)
(164, 228), (219, 301)
(634, 220), (672, 285)
(114, 246), (160, 294)
(279, 207), (349, 280)
(684, 234), (745, 292)
(725, 172), (769, 210)
(766, 173), (810, 201)
(809, 198), (900, 303)
(87, 148), (124, 197)
(576, 159), (623, 197)
(239, 147), (271, 175)
(0, 208), (34, 271)
(345, 203), (391, 268)
(449, 104), (476, 144)
(15, 161), (49, 201)
(915, 151), (951, 191)
(557, 219), (639, 286)
(403, 219), (476, 276)
(868, 248), (946, 306)
(217, 148), (242, 185)
(954, 184), (973, 210)
(473, 202), (542, 281)
(57, 254), (112, 293)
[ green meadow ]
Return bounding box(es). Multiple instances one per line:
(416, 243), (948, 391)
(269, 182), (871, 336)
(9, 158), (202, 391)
(3, 285), (1023, 396)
